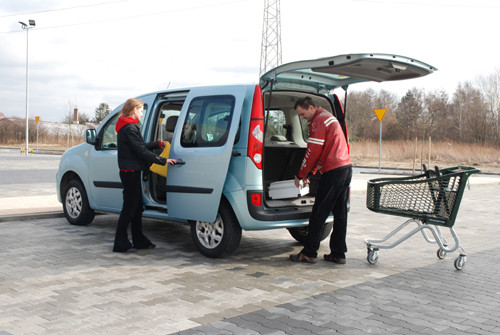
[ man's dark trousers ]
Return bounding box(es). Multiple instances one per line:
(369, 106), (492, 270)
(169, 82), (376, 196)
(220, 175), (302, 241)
(302, 165), (352, 259)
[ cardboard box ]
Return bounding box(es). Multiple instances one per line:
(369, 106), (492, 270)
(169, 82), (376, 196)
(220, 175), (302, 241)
(268, 179), (310, 199)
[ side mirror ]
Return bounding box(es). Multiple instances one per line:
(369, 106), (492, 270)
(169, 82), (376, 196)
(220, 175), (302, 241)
(84, 129), (97, 145)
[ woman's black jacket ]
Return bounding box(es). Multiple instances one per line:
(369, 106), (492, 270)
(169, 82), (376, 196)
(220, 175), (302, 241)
(117, 122), (167, 171)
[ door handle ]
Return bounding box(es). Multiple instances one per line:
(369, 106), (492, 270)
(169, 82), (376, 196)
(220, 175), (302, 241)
(173, 159), (185, 165)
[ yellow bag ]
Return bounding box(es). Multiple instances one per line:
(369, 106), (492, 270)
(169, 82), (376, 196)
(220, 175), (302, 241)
(149, 142), (170, 177)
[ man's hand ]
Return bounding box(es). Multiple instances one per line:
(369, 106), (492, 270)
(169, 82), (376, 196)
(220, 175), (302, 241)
(294, 175), (301, 188)
(295, 175), (310, 188)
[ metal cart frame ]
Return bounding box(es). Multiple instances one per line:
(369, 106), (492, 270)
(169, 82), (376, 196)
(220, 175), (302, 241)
(364, 165), (480, 270)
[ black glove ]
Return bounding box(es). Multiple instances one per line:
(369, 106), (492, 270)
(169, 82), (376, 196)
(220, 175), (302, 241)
(158, 156), (167, 165)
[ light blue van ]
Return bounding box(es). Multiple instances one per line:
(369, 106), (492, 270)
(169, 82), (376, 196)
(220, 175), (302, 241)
(56, 53), (436, 257)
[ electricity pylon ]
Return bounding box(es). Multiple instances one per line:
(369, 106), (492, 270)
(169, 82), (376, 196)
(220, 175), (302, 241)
(259, 0), (282, 77)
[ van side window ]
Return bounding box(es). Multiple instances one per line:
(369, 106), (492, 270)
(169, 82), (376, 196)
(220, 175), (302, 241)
(181, 95), (235, 147)
(265, 109), (288, 141)
(300, 118), (309, 141)
(100, 113), (120, 149)
(99, 104), (148, 150)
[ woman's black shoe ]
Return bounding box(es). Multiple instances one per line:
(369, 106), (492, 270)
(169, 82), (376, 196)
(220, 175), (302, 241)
(136, 243), (156, 250)
(113, 247), (137, 253)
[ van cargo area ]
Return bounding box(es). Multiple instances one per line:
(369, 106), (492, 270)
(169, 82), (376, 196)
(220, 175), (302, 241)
(262, 91), (336, 208)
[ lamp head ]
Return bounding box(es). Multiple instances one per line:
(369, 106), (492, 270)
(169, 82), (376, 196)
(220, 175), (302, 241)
(29, 20), (36, 27)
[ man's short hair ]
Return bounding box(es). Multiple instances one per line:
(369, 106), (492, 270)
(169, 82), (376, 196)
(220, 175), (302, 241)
(294, 97), (316, 110)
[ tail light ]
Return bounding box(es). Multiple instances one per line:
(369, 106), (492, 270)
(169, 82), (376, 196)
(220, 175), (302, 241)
(250, 193), (262, 207)
(247, 85), (264, 169)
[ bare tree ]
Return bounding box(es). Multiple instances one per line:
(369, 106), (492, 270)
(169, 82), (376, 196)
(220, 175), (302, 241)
(451, 82), (488, 144)
(424, 89), (452, 141)
(477, 69), (500, 145)
(346, 89), (377, 141)
(396, 88), (424, 140)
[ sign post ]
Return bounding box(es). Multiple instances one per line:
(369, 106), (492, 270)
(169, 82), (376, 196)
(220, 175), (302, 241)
(373, 109), (387, 172)
(35, 116), (40, 153)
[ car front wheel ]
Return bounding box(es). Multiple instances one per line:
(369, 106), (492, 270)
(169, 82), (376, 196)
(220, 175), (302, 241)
(190, 199), (242, 258)
(63, 179), (95, 226)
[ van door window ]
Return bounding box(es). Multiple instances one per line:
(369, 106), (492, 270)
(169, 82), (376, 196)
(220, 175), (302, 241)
(181, 95), (235, 147)
(100, 113), (119, 149)
(153, 101), (183, 144)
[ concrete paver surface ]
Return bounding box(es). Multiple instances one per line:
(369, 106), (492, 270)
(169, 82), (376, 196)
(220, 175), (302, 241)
(1, 148), (499, 334)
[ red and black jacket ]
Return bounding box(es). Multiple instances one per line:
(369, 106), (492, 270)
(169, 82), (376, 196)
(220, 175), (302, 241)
(115, 116), (166, 171)
(297, 107), (351, 179)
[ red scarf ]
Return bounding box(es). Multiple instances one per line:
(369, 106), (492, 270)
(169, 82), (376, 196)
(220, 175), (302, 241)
(115, 116), (139, 133)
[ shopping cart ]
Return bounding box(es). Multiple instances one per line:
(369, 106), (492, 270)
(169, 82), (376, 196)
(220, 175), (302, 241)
(365, 165), (480, 270)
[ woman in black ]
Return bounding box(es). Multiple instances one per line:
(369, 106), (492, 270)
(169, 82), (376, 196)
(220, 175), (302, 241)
(113, 98), (176, 252)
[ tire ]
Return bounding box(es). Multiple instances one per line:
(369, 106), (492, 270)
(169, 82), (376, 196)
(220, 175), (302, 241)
(454, 256), (466, 270)
(437, 248), (447, 259)
(190, 199), (242, 258)
(287, 221), (333, 245)
(367, 249), (379, 265)
(63, 179), (95, 226)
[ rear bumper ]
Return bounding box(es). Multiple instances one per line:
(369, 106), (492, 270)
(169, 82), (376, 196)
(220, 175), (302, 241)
(222, 187), (311, 230)
(246, 191), (311, 221)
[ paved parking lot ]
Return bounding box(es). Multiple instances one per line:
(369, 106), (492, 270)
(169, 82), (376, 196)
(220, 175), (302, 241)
(1, 181), (500, 334)
(1, 149), (500, 334)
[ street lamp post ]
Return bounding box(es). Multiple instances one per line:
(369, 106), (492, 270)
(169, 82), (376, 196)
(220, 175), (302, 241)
(19, 20), (35, 156)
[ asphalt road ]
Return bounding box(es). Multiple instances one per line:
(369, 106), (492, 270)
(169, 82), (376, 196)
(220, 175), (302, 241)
(0, 149), (60, 184)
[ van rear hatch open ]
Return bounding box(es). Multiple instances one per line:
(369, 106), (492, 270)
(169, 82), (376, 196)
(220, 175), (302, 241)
(259, 53), (436, 207)
(260, 53), (436, 93)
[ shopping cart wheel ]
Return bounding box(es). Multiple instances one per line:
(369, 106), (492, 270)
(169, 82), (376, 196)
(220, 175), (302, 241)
(437, 248), (447, 259)
(367, 248), (379, 265)
(454, 255), (466, 270)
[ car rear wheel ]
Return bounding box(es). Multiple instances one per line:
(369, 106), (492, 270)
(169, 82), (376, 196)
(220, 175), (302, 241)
(63, 179), (95, 226)
(190, 199), (242, 258)
(287, 221), (333, 245)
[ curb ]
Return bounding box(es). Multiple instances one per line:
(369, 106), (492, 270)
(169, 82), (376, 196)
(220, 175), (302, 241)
(0, 211), (65, 223)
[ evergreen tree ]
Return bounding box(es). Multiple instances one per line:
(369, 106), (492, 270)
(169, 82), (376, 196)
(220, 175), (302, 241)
(94, 103), (111, 123)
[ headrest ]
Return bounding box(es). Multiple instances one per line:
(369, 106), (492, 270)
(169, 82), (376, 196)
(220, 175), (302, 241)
(165, 116), (178, 132)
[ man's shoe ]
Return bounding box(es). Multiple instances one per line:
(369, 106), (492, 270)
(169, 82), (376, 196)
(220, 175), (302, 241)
(323, 253), (346, 264)
(289, 252), (317, 263)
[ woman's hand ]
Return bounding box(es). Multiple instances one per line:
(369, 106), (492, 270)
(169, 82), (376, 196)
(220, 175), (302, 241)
(167, 158), (177, 165)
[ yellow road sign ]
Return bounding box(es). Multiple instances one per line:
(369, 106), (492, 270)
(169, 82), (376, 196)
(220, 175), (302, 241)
(373, 109), (387, 122)
(35, 116), (40, 124)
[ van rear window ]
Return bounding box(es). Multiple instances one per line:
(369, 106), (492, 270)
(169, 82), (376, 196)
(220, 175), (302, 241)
(180, 95), (235, 147)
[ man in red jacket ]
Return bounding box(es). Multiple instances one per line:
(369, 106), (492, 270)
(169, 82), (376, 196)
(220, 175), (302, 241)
(290, 97), (352, 264)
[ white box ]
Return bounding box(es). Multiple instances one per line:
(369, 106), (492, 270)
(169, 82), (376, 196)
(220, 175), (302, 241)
(268, 179), (310, 199)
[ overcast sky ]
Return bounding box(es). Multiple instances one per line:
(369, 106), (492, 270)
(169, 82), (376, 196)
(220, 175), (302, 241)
(1, 0), (499, 122)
